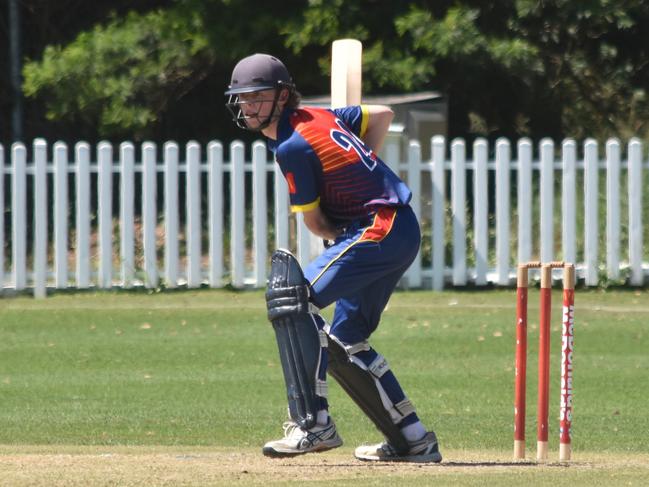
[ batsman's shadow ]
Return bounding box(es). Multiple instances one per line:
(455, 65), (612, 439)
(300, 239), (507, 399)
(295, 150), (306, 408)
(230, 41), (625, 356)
(438, 460), (540, 467)
(291, 460), (543, 468)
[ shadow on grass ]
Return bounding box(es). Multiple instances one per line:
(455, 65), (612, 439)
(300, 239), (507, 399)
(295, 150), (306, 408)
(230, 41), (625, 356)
(278, 460), (546, 468)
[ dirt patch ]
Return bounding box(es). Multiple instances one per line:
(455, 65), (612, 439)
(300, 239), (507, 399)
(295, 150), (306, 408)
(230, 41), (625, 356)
(1, 446), (648, 487)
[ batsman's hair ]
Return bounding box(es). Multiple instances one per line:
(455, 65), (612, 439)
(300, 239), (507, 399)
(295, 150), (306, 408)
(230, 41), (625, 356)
(285, 89), (302, 109)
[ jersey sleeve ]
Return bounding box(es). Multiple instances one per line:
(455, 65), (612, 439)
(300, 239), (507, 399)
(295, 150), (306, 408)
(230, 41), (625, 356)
(276, 146), (320, 213)
(331, 105), (369, 138)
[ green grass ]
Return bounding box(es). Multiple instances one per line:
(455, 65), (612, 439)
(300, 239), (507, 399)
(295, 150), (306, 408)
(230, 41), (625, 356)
(0, 289), (648, 485)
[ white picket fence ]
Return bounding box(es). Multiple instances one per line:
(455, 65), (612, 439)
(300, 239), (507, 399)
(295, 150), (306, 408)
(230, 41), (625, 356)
(0, 136), (647, 297)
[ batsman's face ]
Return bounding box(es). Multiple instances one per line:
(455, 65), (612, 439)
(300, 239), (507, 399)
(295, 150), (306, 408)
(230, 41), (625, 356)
(237, 89), (279, 129)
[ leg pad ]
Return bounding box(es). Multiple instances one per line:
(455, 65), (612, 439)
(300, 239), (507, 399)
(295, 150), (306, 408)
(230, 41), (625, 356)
(267, 250), (321, 429)
(327, 335), (410, 454)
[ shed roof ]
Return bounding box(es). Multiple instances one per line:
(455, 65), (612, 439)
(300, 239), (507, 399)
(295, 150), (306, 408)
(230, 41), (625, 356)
(301, 91), (443, 106)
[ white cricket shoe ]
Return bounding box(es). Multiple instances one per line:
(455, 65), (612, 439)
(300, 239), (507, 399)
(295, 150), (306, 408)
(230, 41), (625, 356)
(354, 431), (442, 463)
(262, 420), (343, 457)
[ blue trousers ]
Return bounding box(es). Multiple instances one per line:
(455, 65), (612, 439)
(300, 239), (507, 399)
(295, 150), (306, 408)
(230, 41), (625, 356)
(305, 205), (420, 343)
(304, 205), (421, 426)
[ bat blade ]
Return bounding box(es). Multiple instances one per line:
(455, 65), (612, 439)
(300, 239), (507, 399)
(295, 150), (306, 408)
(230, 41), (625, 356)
(331, 39), (362, 108)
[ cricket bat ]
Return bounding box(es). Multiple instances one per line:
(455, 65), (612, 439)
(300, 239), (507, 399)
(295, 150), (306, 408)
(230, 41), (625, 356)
(330, 39), (363, 108)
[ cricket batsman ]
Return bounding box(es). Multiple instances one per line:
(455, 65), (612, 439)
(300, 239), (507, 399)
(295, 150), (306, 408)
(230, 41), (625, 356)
(225, 53), (442, 463)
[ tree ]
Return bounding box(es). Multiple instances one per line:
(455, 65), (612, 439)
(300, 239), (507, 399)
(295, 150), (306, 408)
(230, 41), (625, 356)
(20, 0), (318, 143)
(0, 0), (173, 144)
(285, 0), (649, 142)
(22, 8), (213, 140)
(17, 0), (649, 143)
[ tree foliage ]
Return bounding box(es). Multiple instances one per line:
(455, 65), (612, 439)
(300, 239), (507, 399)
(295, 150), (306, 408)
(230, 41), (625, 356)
(15, 0), (649, 143)
(285, 0), (649, 141)
(22, 8), (214, 139)
(19, 0), (314, 142)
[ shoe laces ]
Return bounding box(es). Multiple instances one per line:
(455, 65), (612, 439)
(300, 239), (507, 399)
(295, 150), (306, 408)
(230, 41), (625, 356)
(282, 421), (306, 440)
(380, 442), (398, 456)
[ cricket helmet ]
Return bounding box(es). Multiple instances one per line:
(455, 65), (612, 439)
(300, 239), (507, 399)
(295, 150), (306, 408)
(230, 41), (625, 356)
(225, 53), (295, 131)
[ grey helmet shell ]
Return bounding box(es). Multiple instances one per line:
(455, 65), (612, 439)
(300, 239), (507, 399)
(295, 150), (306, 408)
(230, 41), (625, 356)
(225, 54), (293, 95)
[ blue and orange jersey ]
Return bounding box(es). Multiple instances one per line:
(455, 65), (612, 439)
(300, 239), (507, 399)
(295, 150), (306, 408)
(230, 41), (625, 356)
(267, 106), (411, 226)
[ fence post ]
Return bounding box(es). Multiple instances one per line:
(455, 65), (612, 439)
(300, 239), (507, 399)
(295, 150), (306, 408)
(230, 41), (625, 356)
(384, 137), (400, 176)
(230, 141), (245, 287)
(54, 142), (68, 289)
(627, 138), (643, 286)
(539, 138), (554, 264)
(274, 164), (290, 251)
(252, 140), (268, 287)
(451, 139), (467, 286)
(584, 139), (599, 286)
(186, 141), (202, 288)
(431, 136), (446, 290)
(33, 139), (48, 298)
(0, 145), (3, 290)
(297, 214), (311, 268)
(562, 139), (577, 265)
(208, 141), (224, 287)
(473, 138), (488, 286)
(75, 143), (91, 289)
(12, 143), (26, 290)
(120, 142), (135, 288)
(163, 142), (179, 288)
(98, 142), (113, 288)
(517, 139), (532, 265)
(407, 140), (422, 288)
(606, 138), (621, 280)
(496, 138), (511, 285)
(143, 142), (158, 289)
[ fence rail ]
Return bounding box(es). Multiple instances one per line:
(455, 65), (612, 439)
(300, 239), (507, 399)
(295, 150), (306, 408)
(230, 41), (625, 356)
(1, 136), (647, 297)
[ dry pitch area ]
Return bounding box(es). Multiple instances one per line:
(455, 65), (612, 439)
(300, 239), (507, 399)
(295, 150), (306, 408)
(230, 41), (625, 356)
(1, 446), (648, 487)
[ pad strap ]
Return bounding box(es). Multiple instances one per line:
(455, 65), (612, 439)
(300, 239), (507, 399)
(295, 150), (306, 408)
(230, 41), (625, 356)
(394, 398), (416, 417)
(368, 355), (390, 378)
